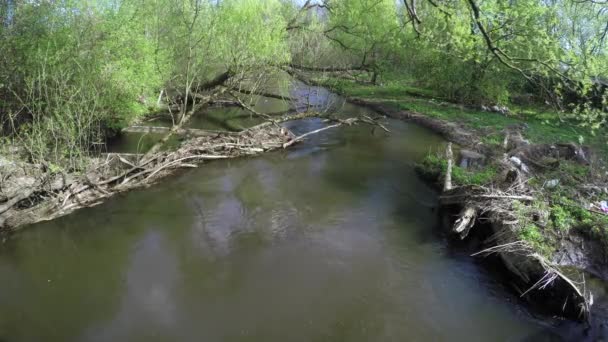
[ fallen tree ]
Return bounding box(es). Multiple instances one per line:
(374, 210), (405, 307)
(0, 120), (291, 231)
(0, 107), (390, 232)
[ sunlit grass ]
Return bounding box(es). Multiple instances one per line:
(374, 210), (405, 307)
(320, 77), (607, 154)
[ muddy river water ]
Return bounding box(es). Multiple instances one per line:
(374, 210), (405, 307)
(0, 83), (582, 341)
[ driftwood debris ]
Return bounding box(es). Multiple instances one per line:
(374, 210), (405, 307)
(1, 107), (390, 232)
(282, 116), (390, 149)
(0, 120), (293, 232)
(440, 142), (478, 239)
(230, 87), (293, 102)
(453, 206), (477, 239)
(123, 126), (240, 137)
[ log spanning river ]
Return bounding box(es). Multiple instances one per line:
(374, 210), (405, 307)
(0, 83), (583, 341)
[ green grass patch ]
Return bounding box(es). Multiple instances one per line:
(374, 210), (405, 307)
(415, 154), (498, 187)
(320, 77), (608, 155)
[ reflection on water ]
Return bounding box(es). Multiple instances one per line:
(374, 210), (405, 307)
(0, 116), (559, 341)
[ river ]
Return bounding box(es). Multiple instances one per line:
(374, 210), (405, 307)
(0, 82), (574, 341)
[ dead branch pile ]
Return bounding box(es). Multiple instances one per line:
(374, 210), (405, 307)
(0, 109), (390, 232)
(0, 122), (292, 232)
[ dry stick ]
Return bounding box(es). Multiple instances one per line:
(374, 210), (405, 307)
(282, 116), (390, 149)
(0, 188), (35, 214)
(101, 152), (144, 159)
(287, 63), (370, 73)
(115, 155), (136, 168)
(471, 241), (530, 257)
(123, 126), (240, 137)
(362, 115), (391, 133)
(229, 87), (293, 102)
(533, 255), (590, 319)
(444, 142), (453, 192)
(230, 92), (279, 125)
(453, 206), (477, 238)
(120, 129), (280, 187)
(440, 194), (535, 201)
(140, 86), (225, 165)
(144, 155), (230, 181)
(520, 271), (559, 297)
(94, 156), (159, 187)
(441, 142), (479, 238)
(140, 105), (201, 162)
(241, 111), (322, 133)
(282, 122), (344, 149)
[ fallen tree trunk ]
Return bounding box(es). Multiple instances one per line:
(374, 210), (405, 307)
(0, 187), (36, 215)
(230, 87), (293, 102)
(122, 126), (241, 137)
(444, 142), (453, 191)
(282, 122), (344, 148)
(195, 70), (233, 91)
(440, 193), (535, 205)
(141, 91), (221, 163)
(287, 63), (370, 73)
(282, 116), (389, 149)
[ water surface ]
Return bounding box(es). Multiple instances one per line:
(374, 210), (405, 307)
(0, 113), (552, 341)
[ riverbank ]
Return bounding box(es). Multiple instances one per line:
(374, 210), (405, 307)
(305, 73), (608, 329)
(322, 76), (608, 155)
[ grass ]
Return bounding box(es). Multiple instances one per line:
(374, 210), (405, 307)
(319, 77), (608, 154)
(415, 154), (498, 187)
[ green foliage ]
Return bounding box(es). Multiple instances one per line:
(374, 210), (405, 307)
(548, 194), (608, 233)
(301, 0), (608, 127)
(0, 0), (165, 167)
(323, 77), (608, 155)
(510, 200), (555, 257)
(519, 224), (544, 245)
(327, 0), (400, 69)
(568, 90), (608, 132)
(0, 0), (290, 168)
(550, 205), (575, 231)
(1, 0), (607, 168)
